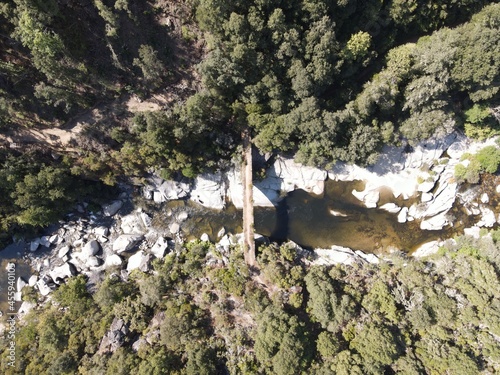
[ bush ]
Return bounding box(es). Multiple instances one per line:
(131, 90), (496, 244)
(464, 122), (499, 140)
(476, 145), (500, 173)
(454, 146), (500, 183)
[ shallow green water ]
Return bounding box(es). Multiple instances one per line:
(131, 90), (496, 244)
(0, 243), (32, 320)
(171, 180), (476, 253)
(0, 179), (483, 312)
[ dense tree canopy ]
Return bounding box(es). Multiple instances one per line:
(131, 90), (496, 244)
(194, 0), (500, 166)
(1, 0), (499, 233)
(3, 231), (500, 374)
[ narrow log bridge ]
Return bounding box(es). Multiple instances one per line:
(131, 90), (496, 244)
(242, 128), (256, 267)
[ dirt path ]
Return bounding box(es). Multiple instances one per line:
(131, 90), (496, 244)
(0, 94), (173, 152)
(242, 128), (256, 267)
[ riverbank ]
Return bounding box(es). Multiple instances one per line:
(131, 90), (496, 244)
(144, 131), (500, 233)
(2, 131), (500, 330)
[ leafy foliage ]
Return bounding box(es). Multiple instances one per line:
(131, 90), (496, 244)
(455, 145), (500, 183)
(2, 235), (500, 374)
(192, 0), (500, 166)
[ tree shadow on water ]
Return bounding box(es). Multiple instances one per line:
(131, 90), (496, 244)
(269, 198), (289, 242)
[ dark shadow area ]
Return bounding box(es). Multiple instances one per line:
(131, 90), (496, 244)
(268, 198), (289, 242)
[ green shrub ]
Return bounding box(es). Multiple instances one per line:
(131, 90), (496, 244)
(464, 122), (499, 140)
(455, 146), (500, 183)
(464, 159), (481, 184)
(454, 164), (467, 182)
(464, 105), (499, 140)
(476, 145), (500, 173)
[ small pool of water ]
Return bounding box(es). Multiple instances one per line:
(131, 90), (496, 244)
(0, 243), (32, 320)
(161, 180), (477, 254)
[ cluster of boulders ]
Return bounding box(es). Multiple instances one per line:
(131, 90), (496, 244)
(14, 190), (261, 306)
(16, 196), (177, 301)
(11, 132), (500, 308)
(228, 158), (328, 208)
(141, 156), (329, 210)
(142, 176), (190, 204)
(335, 133), (500, 231)
(139, 131), (500, 234)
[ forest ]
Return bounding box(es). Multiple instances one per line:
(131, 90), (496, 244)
(0, 0), (499, 233)
(1, 1), (500, 374)
(2, 232), (500, 374)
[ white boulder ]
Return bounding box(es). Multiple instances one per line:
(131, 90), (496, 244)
(480, 193), (489, 204)
(28, 275), (38, 287)
(50, 262), (77, 283)
(82, 240), (100, 256)
(127, 251), (151, 272)
(176, 211), (189, 222)
(104, 254), (123, 268)
(94, 226), (109, 236)
(312, 246), (378, 266)
(352, 188), (380, 208)
(217, 235), (232, 252)
(58, 245), (71, 258)
(412, 240), (441, 257)
(407, 204), (418, 220)
(40, 236), (51, 247)
(420, 211), (449, 230)
(18, 301), (36, 317)
(150, 237), (169, 258)
(86, 256), (101, 268)
(397, 207), (409, 223)
(420, 182), (457, 218)
(30, 239), (40, 252)
(417, 180), (436, 193)
(49, 234), (62, 245)
(200, 233), (210, 242)
(121, 213), (146, 234)
(112, 234), (143, 253)
(103, 200), (123, 216)
(190, 173), (226, 210)
(380, 203), (401, 214)
(477, 207), (496, 227)
(153, 191), (163, 203)
(464, 226), (481, 239)
(217, 227), (226, 239)
(169, 223), (180, 234)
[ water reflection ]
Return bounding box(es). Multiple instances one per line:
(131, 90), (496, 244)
(173, 180), (465, 253)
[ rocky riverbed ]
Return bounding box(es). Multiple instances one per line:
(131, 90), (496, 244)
(2, 131), (500, 331)
(144, 132), (500, 232)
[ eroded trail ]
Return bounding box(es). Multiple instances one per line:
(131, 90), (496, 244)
(0, 94), (171, 152)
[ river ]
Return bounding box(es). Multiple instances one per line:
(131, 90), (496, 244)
(0, 178), (488, 315)
(159, 179), (477, 252)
